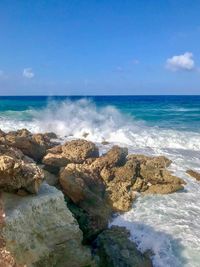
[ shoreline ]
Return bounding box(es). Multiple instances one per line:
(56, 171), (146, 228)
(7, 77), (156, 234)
(0, 128), (194, 266)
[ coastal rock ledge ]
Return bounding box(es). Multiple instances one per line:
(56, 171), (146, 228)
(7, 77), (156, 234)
(0, 183), (93, 267)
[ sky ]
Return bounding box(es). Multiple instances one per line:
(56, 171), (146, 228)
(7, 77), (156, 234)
(0, 0), (200, 95)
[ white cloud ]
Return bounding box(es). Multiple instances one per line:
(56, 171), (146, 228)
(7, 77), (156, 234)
(166, 52), (195, 71)
(23, 68), (34, 78)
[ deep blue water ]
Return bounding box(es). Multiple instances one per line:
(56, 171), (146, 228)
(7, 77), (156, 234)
(0, 95), (200, 132)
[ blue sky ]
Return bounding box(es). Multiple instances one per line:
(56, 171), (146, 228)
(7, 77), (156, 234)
(0, 0), (200, 95)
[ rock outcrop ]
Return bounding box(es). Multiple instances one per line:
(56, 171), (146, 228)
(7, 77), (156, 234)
(0, 145), (44, 194)
(60, 146), (185, 214)
(0, 183), (93, 267)
(0, 129), (57, 162)
(186, 169), (200, 181)
(93, 226), (152, 267)
(43, 139), (99, 170)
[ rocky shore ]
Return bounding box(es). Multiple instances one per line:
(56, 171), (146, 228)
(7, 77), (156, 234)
(0, 129), (186, 267)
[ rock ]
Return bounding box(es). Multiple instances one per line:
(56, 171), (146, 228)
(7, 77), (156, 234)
(60, 163), (111, 239)
(43, 139), (99, 170)
(93, 226), (152, 267)
(42, 169), (59, 186)
(60, 139), (99, 163)
(100, 160), (140, 211)
(90, 146), (128, 171)
(186, 169), (200, 181)
(0, 184), (93, 267)
(128, 154), (185, 195)
(101, 140), (109, 145)
(60, 146), (185, 216)
(143, 183), (184, 194)
(0, 152), (44, 194)
(2, 129), (57, 162)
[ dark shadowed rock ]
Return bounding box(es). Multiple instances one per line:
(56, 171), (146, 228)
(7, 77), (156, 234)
(93, 226), (152, 267)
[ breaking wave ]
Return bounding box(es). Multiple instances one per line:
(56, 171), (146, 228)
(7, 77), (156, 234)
(0, 98), (200, 153)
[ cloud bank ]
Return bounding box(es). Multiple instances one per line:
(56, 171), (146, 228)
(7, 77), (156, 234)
(23, 68), (35, 78)
(166, 52), (195, 71)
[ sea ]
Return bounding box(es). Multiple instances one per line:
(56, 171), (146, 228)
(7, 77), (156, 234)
(0, 95), (200, 267)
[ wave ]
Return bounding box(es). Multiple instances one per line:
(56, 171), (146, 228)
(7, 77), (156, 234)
(0, 98), (200, 152)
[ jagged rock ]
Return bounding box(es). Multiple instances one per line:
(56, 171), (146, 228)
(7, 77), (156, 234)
(43, 139), (99, 170)
(0, 184), (93, 267)
(90, 146), (128, 171)
(186, 169), (200, 181)
(128, 154), (185, 195)
(60, 146), (185, 216)
(0, 150), (44, 194)
(60, 163), (110, 238)
(1, 129), (57, 162)
(93, 226), (152, 267)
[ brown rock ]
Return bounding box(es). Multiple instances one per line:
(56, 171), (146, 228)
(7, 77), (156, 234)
(60, 145), (185, 215)
(43, 139), (99, 170)
(186, 169), (200, 181)
(2, 129), (57, 162)
(0, 151), (44, 194)
(90, 145), (128, 171)
(60, 163), (110, 234)
(62, 139), (99, 163)
(144, 183), (184, 194)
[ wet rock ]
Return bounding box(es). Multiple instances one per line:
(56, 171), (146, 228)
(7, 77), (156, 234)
(186, 169), (200, 181)
(93, 226), (152, 267)
(0, 183), (93, 267)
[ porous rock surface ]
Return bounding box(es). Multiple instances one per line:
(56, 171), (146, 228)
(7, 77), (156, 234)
(0, 145), (44, 194)
(60, 146), (185, 213)
(0, 183), (93, 267)
(0, 129), (57, 162)
(43, 139), (99, 169)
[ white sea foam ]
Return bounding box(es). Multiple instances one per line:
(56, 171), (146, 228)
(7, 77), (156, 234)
(0, 99), (200, 151)
(0, 99), (200, 266)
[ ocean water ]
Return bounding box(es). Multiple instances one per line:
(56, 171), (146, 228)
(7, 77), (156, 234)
(0, 95), (200, 267)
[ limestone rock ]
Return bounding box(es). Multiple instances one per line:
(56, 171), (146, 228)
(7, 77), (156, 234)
(1, 184), (93, 267)
(90, 145), (128, 171)
(1, 129), (57, 162)
(43, 139), (99, 169)
(0, 152), (44, 194)
(93, 226), (152, 267)
(60, 146), (185, 216)
(60, 163), (110, 237)
(186, 169), (200, 181)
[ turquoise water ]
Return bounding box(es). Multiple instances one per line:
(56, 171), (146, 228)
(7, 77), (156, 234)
(1, 95), (200, 267)
(0, 95), (200, 132)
